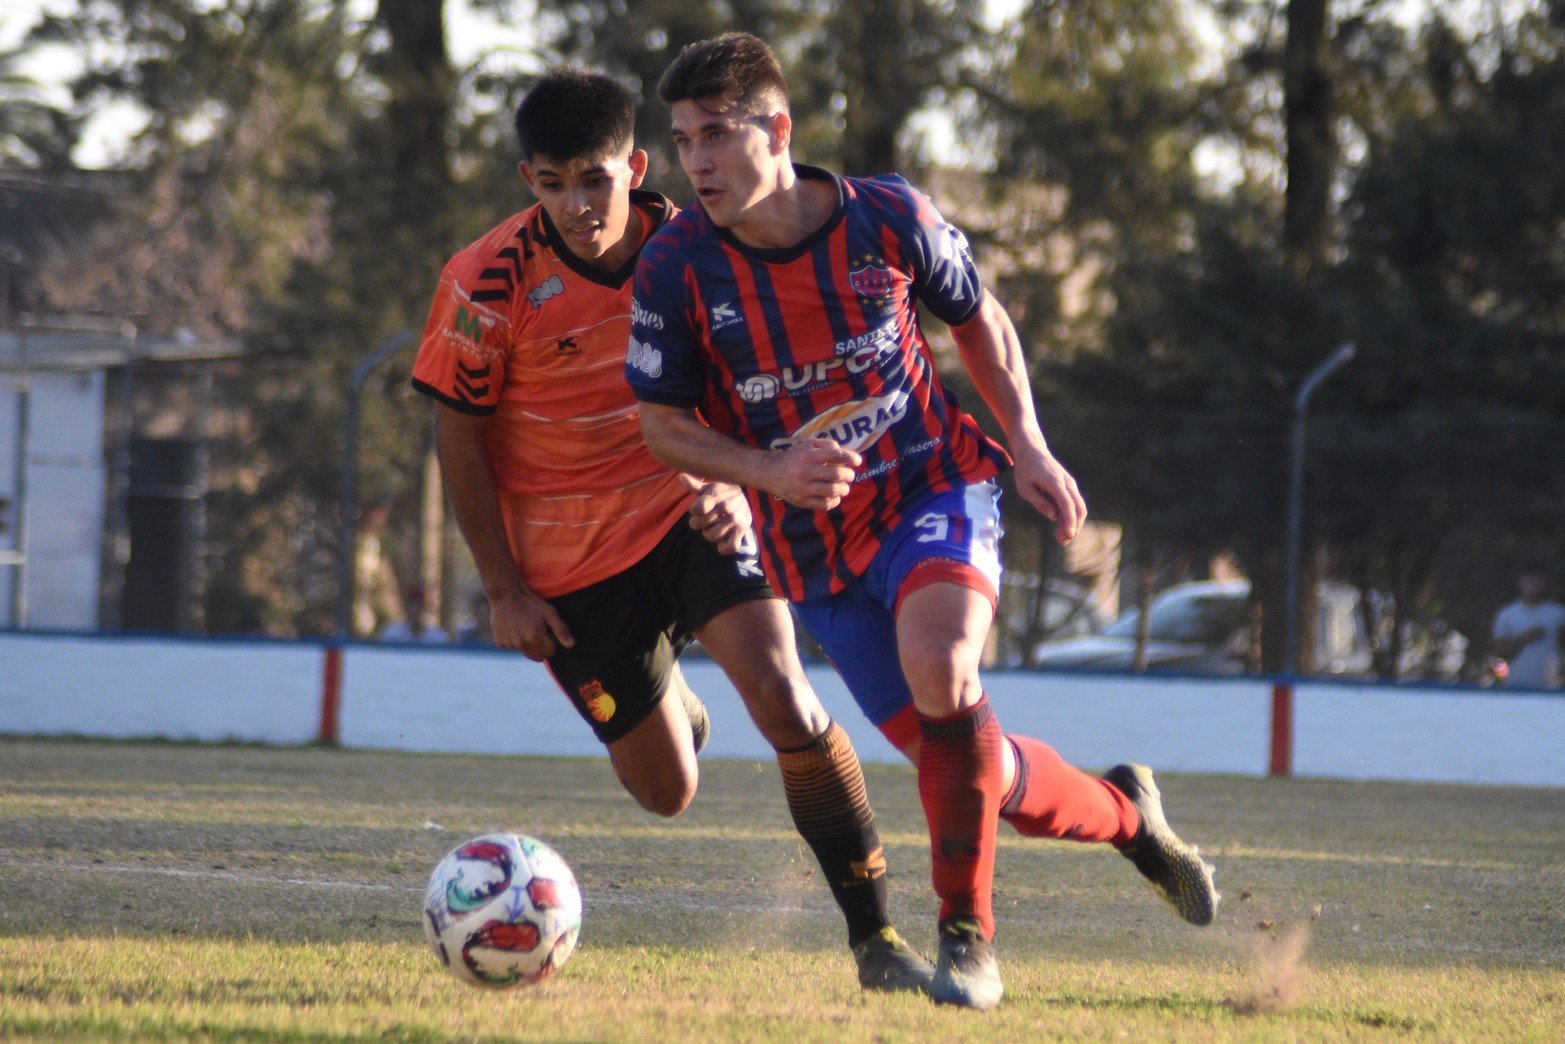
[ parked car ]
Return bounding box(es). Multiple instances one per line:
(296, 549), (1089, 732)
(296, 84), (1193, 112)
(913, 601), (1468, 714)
(1031, 578), (1466, 679)
(1031, 580), (1253, 674)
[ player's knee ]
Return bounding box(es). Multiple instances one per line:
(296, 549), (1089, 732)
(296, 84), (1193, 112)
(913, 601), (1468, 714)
(619, 765), (698, 818)
(631, 776), (697, 818)
(900, 641), (981, 708)
(738, 670), (826, 747)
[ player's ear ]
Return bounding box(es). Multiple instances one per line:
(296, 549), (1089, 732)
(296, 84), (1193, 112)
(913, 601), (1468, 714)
(627, 148), (649, 189)
(768, 111), (792, 155)
(518, 161), (537, 195)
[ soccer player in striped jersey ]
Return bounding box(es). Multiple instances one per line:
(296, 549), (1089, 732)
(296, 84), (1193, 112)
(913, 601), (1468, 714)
(629, 34), (1220, 1010)
(412, 68), (933, 993)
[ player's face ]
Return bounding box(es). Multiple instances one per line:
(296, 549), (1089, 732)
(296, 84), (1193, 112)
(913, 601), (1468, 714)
(669, 100), (788, 230)
(519, 147), (649, 267)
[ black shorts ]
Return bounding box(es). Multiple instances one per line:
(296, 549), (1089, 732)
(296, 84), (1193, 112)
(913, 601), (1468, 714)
(544, 516), (774, 743)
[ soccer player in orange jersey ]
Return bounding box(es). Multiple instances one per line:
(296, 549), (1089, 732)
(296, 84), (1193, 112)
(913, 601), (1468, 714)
(410, 69), (932, 993)
(630, 34), (1220, 1009)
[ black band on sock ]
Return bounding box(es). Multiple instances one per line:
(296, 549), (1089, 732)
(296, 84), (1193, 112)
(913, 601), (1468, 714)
(776, 721), (893, 948)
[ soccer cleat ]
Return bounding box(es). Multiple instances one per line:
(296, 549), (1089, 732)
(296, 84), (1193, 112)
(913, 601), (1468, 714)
(1103, 763), (1220, 926)
(671, 664), (710, 755)
(928, 917), (1003, 1011)
(852, 926), (936, 994)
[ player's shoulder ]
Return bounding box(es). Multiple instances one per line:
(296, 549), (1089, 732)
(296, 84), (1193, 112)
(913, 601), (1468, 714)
(641, 204), (714, 270)
(843, 172), (936, 224)
(440, 206), (549, 300)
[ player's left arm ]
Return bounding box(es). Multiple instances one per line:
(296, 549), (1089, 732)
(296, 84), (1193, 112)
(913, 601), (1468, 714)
(949, 290), (1086, 545)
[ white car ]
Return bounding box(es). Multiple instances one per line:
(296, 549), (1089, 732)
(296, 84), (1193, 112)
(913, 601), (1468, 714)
(1031, 580), (1253, 674)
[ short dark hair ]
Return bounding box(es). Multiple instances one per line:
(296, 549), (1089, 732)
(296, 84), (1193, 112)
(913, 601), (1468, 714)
(514, 68), (636, 162)
(656, 32), (789, 118)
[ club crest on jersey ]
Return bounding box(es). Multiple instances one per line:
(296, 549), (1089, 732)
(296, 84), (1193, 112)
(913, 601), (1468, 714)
(770, 389), (910, 454)
(709, 300), (744, 331)
(848, 255), (895, 306)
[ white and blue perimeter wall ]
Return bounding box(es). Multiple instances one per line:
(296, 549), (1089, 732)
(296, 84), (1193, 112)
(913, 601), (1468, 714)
(1, 631), (1561, 788)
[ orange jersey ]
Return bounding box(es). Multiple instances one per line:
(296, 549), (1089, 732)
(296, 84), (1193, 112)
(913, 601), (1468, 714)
(412, 192), (691, 598)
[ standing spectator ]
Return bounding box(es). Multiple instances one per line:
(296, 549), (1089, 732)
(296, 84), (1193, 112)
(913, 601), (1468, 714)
(1491, 570), (1565, 688)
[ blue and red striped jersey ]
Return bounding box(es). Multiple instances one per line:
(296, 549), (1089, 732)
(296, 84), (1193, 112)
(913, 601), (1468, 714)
(627, 165), (1011, 602)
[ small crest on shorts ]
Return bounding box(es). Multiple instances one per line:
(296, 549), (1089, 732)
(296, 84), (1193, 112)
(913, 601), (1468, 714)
(579, 680), (616, 723)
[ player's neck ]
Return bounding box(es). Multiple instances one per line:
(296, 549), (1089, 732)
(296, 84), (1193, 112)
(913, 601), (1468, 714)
(729, 166), (835, 250)
(578, 205), (644, 273)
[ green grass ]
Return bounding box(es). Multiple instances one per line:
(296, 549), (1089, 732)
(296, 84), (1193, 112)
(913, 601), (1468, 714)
(1, 737), (1563, 1040)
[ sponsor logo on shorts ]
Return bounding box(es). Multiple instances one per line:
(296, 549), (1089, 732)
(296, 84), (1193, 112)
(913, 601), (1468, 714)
(627, 336), (663, 378)
(579, 680), (616, 723)
(770, 390), (910, 454)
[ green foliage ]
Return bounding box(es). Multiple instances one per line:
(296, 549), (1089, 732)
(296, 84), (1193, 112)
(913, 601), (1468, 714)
(9, 0), (1564, 662)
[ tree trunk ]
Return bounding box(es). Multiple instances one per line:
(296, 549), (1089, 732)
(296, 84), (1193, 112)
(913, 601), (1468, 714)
(1283, 0), (1335, 277)
(377, 0), (453, 237)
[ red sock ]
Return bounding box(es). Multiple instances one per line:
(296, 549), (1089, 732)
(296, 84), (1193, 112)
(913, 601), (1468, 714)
(999, 734), (1139, 846)
(917, 697), (1005, 940)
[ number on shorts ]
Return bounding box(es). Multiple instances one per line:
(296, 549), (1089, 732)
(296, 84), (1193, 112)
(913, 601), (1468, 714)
(913, 512), (950, 543)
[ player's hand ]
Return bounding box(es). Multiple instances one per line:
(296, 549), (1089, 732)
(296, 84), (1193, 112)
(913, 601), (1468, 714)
(764, 438), (862, 510)
(680, 474), (753, 555)
(1012, 442), (1087, 545)
(487, 587), (574, 661)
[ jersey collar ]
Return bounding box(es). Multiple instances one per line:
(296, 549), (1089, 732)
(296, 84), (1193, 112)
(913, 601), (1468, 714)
(709, 164), (845, 264)
(537, 189), (675, 289)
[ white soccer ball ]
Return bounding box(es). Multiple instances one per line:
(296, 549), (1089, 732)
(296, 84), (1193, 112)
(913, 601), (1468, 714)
(423, 831), (582, 988)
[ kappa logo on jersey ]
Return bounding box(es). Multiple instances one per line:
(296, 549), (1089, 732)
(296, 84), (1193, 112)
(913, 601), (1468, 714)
(770, 389), (911, 454)
(848, 254), (895, 306)
(527, 274), (565, 309)
(709, 300), (744, 331)
(627, 336), (663, 378)
(555, 336), (579, 356)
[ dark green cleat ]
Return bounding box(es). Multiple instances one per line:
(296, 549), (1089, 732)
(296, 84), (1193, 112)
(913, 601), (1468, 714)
(852, 926), (935, 994)
(928, 917), (1003, 1011)
(1103, 763), (1220, 926)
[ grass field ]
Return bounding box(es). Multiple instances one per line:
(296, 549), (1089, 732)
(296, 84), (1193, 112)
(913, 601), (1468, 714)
(1, 736), (1562, 1041)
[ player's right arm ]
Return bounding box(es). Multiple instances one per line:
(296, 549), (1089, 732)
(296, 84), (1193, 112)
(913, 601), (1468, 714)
(628, 230), (860, 512)
(639, 404), (860, 511)
(433, 404), (574, 662)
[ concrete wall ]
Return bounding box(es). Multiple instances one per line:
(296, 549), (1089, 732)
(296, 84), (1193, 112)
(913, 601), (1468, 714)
(2, 632), (1561, 788)
(0, 370), (107, 629)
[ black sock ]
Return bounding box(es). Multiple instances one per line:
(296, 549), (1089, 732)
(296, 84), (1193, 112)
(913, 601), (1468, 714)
(776, 720), (892, 949)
